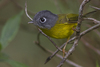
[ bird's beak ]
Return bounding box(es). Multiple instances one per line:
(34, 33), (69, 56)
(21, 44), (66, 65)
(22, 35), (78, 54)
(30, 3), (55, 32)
(28, 21), (34, 24)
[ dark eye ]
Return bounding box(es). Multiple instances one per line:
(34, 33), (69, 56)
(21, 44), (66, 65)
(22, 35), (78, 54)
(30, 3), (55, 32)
(40, 17), (46, 23)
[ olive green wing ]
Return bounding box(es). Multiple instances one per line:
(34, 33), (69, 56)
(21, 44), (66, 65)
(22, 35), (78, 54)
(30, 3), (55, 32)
(66, 14), (78, 23)
(57, 14), (78, 24)
(57, 10), (96, 24)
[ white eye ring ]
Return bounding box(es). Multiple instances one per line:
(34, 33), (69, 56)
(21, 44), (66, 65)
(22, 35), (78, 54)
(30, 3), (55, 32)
(40, 17), (47, 23)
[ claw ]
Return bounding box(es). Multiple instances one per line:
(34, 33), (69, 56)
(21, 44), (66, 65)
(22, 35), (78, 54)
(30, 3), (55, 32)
(63, 48), (65, 57)
(72, 27), (76, 31)
(72, 27), (79, 32)
(62, 37), (70, 57)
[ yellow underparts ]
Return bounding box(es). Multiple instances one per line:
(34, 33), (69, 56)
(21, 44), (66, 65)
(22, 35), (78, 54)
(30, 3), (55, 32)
(40, 23), (77, 39)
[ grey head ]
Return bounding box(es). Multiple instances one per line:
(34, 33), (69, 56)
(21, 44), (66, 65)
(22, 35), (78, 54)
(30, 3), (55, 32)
(31, 10), (58, 29)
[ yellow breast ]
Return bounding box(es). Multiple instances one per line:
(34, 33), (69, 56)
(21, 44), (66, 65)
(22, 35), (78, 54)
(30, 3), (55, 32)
(40, 23), (77, 39)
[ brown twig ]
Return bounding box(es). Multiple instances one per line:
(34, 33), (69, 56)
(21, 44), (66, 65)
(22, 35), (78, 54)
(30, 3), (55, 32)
(34, 33), (82, 67)
(45, 37), (75, 64)
(57, 0), (90, 67)
(35, 39), (82, 67)
(81, 38), (100, 55)
(90, 5), (100, 10)
(86, 24), (100, 37)
(25, 2), (33, 20)
(84, 18), (100, 24)
(47, 50), (82, 67)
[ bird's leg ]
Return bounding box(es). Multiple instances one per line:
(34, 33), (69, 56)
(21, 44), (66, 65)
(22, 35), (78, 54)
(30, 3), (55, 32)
(72, 27), (79, 32)
(35, 32), (41, 44)
(35, 32), (47, 52)
(63, 37), (70, 57)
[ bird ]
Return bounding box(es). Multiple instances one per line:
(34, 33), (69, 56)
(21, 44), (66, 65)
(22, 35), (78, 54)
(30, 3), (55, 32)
(28, 10), (96, 56)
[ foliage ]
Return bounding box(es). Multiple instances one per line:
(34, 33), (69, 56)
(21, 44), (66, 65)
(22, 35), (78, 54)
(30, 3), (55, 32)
(0, 11), (23, 49)
(96, 62), (100, 67)
(0, 11), (28, 67)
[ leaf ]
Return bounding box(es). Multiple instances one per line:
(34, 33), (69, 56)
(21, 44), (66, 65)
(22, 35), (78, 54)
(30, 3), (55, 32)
(96, 62), (100, 67)
(0, 11), (24, 49)
(6, 60), (28, 67)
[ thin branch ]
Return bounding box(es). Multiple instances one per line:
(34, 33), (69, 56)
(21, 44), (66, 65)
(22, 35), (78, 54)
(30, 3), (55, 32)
(86, 24), (100, 37)
(81, 38), (100, 55)
(45, 39), (74, 64)
(35, 40), (82, 67)
(47, 50), (82, 67)
(57, 0), (90, 67)
(84, 18), (100, 24)
(90, 5), (100, 10)
(77, 0), (91, 35)
(25, 2), (33, 21)
(81, 24), (100, 35)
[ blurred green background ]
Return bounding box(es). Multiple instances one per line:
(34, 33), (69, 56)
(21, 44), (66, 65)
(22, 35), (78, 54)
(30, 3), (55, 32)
(0, 0), (100, 67)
